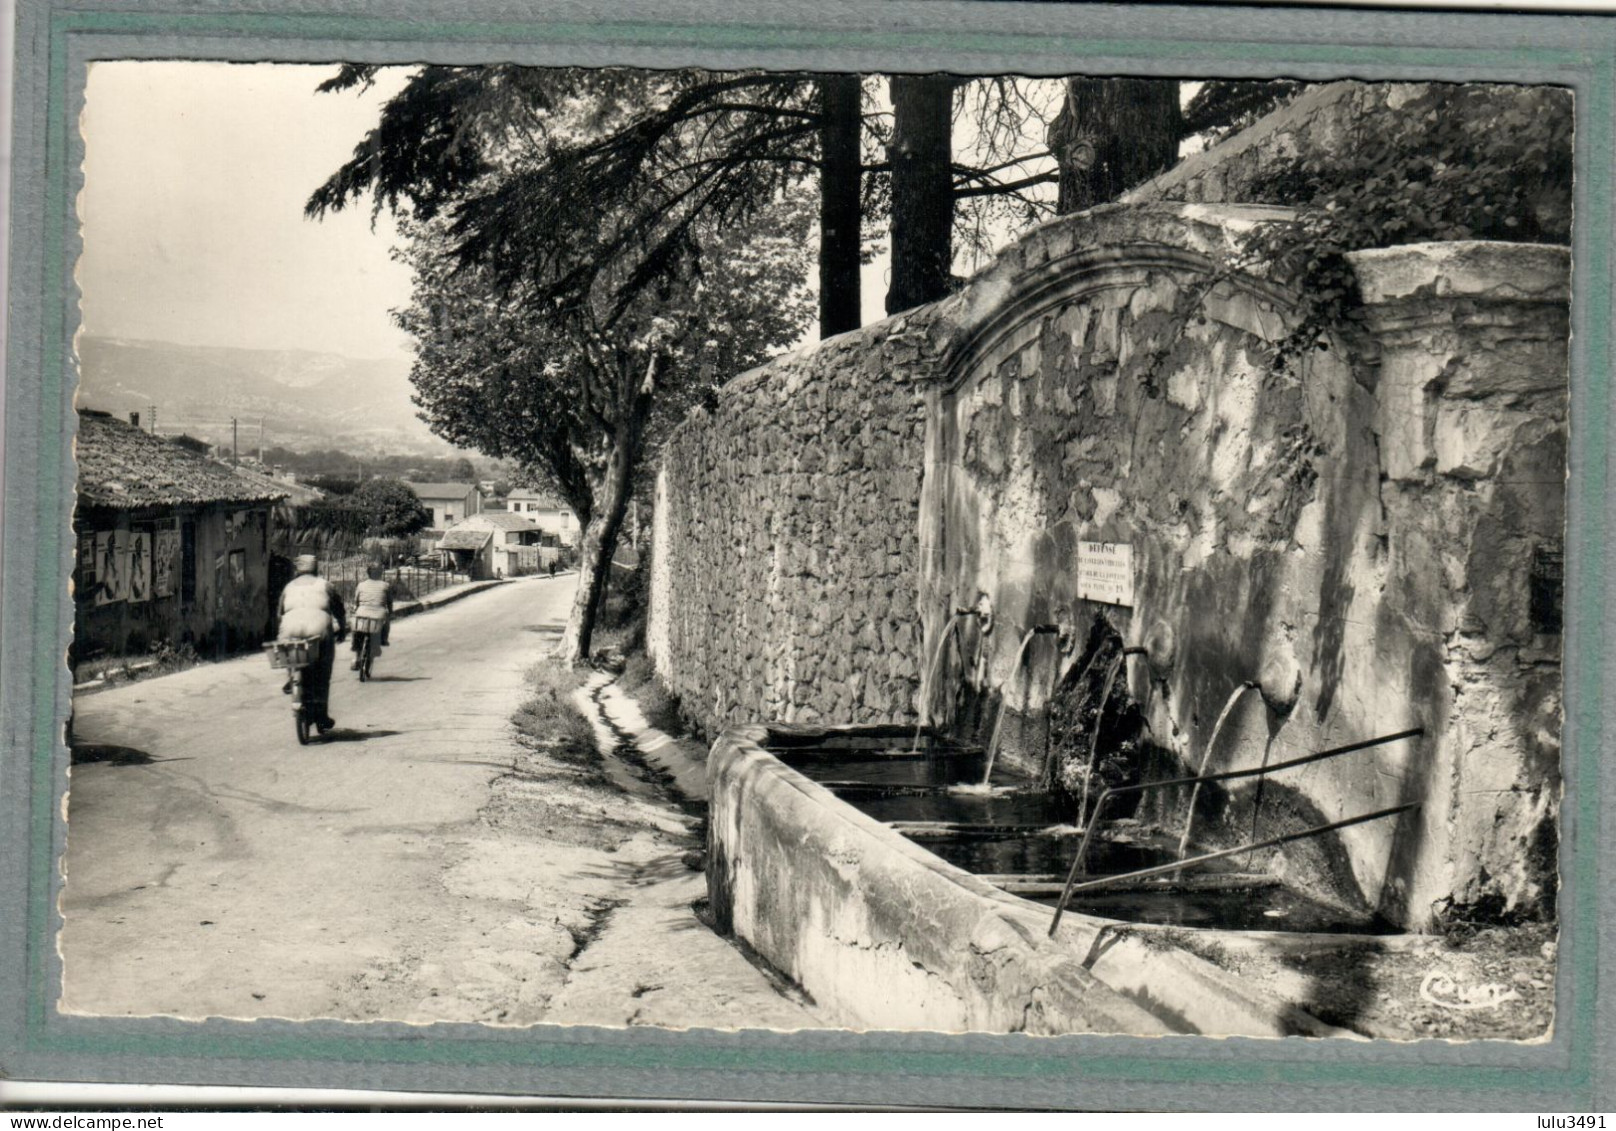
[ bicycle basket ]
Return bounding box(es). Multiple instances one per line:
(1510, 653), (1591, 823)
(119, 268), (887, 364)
(266, 637), (321, 668)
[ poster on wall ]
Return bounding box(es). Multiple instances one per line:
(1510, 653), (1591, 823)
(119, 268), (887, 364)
(76, 534), (95, 591)
(127, 532), (151, 602)
(94, 531), (125, 605)
(152, 529), (178, 598)
(1076, 541), (1134, 607)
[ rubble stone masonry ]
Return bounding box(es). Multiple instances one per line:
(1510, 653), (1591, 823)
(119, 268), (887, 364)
(649, 312), (951, 733)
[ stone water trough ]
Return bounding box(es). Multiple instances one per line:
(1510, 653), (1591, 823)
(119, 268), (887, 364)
(705, 722), (1437, 1038)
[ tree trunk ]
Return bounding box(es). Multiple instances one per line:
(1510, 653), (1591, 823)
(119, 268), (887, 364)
(886, 74), (956, 316)
(818, 74), (863, 338)
(1049, 79), (1181, 215)
(558, 426), (638, 663)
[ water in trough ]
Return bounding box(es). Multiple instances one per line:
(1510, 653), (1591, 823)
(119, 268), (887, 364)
(770, 733), (1397, 936)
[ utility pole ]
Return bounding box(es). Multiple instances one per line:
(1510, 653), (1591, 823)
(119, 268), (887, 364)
(231, 417), (239, 466)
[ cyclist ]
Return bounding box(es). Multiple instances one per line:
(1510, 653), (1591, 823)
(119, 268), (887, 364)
(276, 554), (346, 731)
(350, 564), (395, 671)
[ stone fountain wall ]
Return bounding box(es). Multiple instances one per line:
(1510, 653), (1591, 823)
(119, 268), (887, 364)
(918, 208), (1567, 930)
(650, 214), (1567, 932)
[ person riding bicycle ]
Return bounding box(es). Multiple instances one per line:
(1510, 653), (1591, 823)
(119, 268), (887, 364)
(350, 564), (395, 671)
(276, 554), (346, 731)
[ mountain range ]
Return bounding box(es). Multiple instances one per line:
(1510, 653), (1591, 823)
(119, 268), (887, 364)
(74, 336), (460, 457)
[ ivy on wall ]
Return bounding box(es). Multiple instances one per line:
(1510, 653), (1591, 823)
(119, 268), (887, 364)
(1238, 84), (1573, 362)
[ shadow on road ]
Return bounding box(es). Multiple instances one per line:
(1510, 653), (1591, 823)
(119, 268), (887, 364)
(70, 743), (158, 766)
(363, 676), (430, 683)
(317, 728), (405, 744)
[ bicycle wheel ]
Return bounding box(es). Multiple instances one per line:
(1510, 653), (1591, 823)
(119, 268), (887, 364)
(292, 671), (310, 744)
(359, 635), (374, 681)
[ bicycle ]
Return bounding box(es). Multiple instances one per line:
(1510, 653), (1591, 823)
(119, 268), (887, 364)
(350, 614), (384, 681)
(266, 636), (323, 744)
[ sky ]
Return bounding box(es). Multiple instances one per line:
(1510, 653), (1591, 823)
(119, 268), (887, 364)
(74, 65), (1187, 360)
(75, 64), (1074, 358)
(78, 62), (416, 361)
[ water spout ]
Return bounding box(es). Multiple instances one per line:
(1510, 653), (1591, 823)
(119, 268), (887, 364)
(910, 611), (968, 755)
(980, 624), (1061, 786)
(1175, 680), (1261, 865)
(1076, 647), (1147, 827)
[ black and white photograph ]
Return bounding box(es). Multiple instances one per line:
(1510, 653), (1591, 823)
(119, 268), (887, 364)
(56, 59), (1570, 1046)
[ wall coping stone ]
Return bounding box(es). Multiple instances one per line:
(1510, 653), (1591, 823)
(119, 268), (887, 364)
(1347, 241), (1571, 307)
(1124, 82), (1419, 205)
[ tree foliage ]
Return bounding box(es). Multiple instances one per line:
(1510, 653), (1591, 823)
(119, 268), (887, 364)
(1182, 80), (1307, 146)
(299, 477), (431, 537)
(1237, 84), (1573, 363)
(350, 478), (434, 536)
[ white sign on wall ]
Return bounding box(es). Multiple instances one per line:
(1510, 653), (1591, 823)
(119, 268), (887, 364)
(1077, 541), (1134, 607)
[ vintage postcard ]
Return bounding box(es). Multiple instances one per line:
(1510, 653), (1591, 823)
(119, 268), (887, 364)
(3, 0), (1612, 1112)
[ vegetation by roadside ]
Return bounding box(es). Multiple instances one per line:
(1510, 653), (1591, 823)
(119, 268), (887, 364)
(579, 560), (696, 742)
(615, 653), (686, 739)
(513, 661), (597, 763)
(498, 660), (648, 849)
(73, 640), (203, 692)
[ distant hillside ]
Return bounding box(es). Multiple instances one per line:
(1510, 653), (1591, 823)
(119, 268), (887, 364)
(74, 336), (461, 458)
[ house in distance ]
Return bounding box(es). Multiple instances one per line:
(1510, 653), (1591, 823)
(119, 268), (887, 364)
(404, 480), (482, 532)
(436, 512), (553, 579)
(505, 487), (580, 547)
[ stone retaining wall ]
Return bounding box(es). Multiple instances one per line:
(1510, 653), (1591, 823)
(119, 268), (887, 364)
(648, 316), (949, 735)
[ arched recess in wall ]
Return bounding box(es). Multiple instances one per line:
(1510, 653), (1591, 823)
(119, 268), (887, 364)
(914, 201), (1409, 916)
(916, 203), (1324, 728)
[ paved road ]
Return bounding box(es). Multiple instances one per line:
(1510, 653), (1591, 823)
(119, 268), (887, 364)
(59, 575), (816, 1031)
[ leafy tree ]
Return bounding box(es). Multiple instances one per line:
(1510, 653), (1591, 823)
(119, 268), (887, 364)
(304, 474), (361, 496)
(310, 67), (1091, 331)
(1182, 80), (1307, 147)
(448, 457), (477, 482)
(349, 478), (433, 536)
(312, 66), (833, 329)
(393, 192), (815, 659)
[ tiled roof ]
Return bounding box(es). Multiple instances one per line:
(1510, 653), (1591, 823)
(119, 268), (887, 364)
(76, 411), (288, 509)
(233, 465), (325, 506)
(507, 488), (565, 507)
(406, 481), (477, 501)
(437, 528), (493, 551)
(462, 513), (540, 532)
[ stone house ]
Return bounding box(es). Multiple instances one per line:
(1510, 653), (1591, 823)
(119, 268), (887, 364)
(434, 525), (494, 579)
(73, 410), (288, 662)
(439, 512), (549, 578)
(505, 488), (580, 546)
(405, 480), (481, 531)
